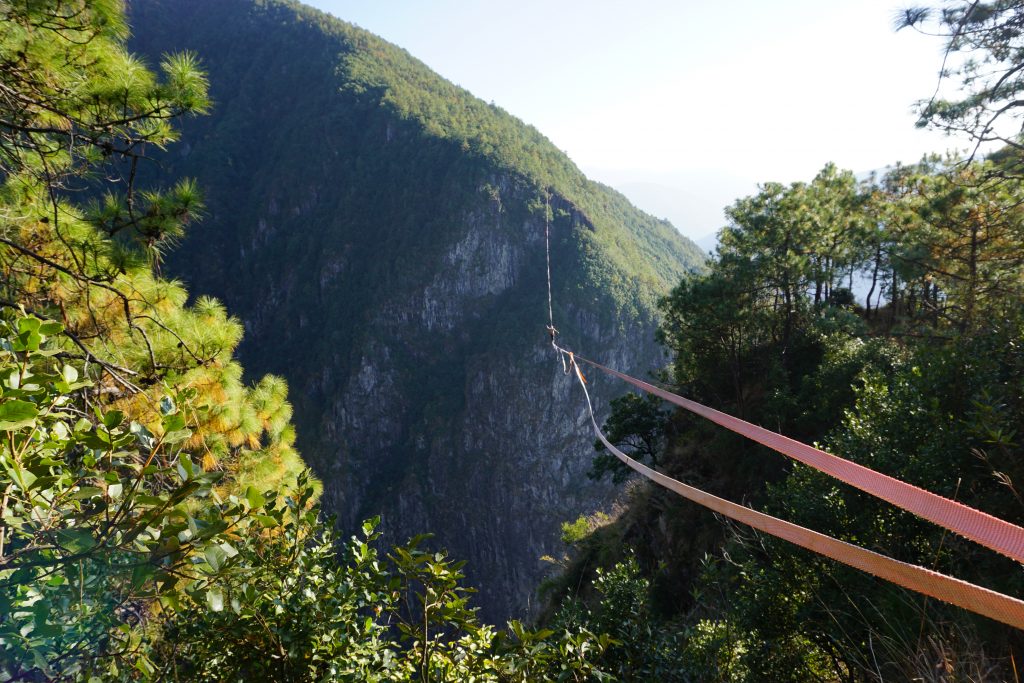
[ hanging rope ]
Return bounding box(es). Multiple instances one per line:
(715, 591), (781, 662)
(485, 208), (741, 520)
(561, 352), (1024, 630)
(543, 190), (558, 349)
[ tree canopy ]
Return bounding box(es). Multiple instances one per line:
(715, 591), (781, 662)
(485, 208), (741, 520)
(901, 1), (1024, 171)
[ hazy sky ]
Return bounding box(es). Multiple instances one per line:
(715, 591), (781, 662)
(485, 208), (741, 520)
(304, 1), (961, 240)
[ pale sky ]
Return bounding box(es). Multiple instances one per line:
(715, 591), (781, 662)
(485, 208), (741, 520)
(305, 1), (961, 241)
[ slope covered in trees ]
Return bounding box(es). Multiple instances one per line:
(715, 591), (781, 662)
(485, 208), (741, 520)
(125, 0), (706, 620)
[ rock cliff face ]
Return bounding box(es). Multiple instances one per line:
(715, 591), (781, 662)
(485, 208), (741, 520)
(128, 0), (703, 620)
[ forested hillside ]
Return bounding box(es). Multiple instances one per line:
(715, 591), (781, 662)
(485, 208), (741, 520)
(125, 0), (705, 620)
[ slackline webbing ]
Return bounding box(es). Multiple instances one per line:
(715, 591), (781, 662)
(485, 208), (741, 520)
(564, 355), (1024, 630)
(567, 352), (1024, 566)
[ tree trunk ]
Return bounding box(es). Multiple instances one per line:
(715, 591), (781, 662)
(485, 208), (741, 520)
(866, 243), (881, 318)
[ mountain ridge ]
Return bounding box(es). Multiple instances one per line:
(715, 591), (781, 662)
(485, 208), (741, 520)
(127, 0), (705, 620)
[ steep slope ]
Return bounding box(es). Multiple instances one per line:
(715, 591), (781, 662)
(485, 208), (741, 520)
(127, 0), (705, 620)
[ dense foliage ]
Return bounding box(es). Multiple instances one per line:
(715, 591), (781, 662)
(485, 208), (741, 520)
(0, 316), (626, 680)
(0, 312), (290, 678)
(154, 501), (616, 682)
(0, 0), (302, 675)
(562, 154), (1024, 680)
(0, 0), (305, 495)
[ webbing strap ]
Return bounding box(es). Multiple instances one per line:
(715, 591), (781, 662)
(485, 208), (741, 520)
(573, 354), (1024, 566)
(567, 360), (1024, 630)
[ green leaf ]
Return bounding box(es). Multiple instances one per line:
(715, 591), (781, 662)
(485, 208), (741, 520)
(159, 395), (176, 415)
(70, 486), (104, 500)
(255, 514), (279, 528)
(61, 364), (78, 383)
(159, 592), (181, 612)
(1, 458), (36, 490)
(50, 420), (69, 440)
(244, 486), (265, 509)
(207, 586), (224, 612)
(362, 516), (380, 538)
(15, 330), (42, 352)
(82, 430), (111, 448)
(135, 654), (156, 677)
(28, 475), (56, 491)
(168, 480), (200, 503)
(102, 410), (124, 429)
(132, 563), (156, 590)
(56, 528), (97, 554)
(17, 317), (41, 334)
(204, 544), (227, 572)
(130, 421), (155, 450)
(0, 399), (38, 431)
(176, 454), (194, 481)
(162, 412), (186, 432)
(163, 428), (192, 444)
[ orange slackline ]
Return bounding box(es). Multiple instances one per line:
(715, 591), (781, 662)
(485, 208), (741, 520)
(568, 352), (1024, 566)
(565, 356), (1024, 630)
